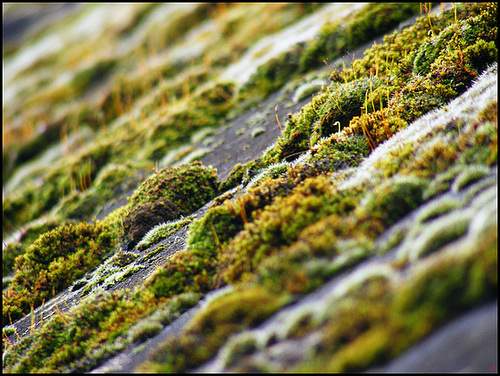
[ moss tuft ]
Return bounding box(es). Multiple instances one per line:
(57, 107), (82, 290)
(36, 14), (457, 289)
(3, 221), (116, 322)
(122, 161), (219, 249)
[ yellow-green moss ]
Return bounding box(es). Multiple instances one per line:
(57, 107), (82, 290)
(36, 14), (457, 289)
(143, 285), (291, 373)
(3, 221), (117, 322)
(122, 161), (218, 249)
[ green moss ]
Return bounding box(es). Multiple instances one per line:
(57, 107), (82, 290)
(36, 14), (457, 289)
(146, 204), (240, 299)
(147, 82), (234, 146)
(422, 165), (465, 200)
(3, 285), (201, 373)
(299, 3), (421, 72)
(239, 42), (306, 102)
(3, 3), (497, 373)
(451, 164), (491, 192)
(357, 176), (428, 227)
(245, 161), (289, 190)
(293, 276), (393, 372)
(292, 220), (497, 373)
(143, 285), (291, 373)
(123, 197), (180, 250)
(136, 216), (193, 251)
(309, 133), (371, 171)
(256, 216), (374, 296)
(71, 59), (117, 97)
(122, 161), (218, 249)
(392, 224), (497, 323)
(220, 163), (249, 192)
(2, 219), (66, 277)
(222, 175), (359, 284)
(3, 221), (117, 322)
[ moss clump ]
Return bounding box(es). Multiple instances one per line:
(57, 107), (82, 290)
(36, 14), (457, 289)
(2, 219), (67, 278)
(222, 175), (359, 284)
(357, 176), (429, 227)
(143, 285), (291, 373)
(308, 133), (371, 171)
(394, 228), (498, 318)
(219, 163), (247, 192)
(255, 4), (496, 169)
(145, 173), (300, 300)
(3, 140), (115, 236)
(3, 283), (201, 373)
(256, 214), (374, 296)
(340, 3), (497, 149)
(123, 198), (180, 250)
(299, 3), (421, 72)
(2, 3), (497, 373)
(147, 82), (234, 148)
(291, 222), (496, 373)
(146, 204), (242, 299)
(122, 161), (219, 249)
(136, 216), (193, 251)
(2, 221), (116, 322)
(312, 78), (384, 141)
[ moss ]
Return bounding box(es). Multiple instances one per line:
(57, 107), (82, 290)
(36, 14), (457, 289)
(2, 219), (66, 277)
(136, 216), (192, 251)
(245, 161), (289, 190)
(348, 109), (408, 148)
(299, 3), (421, 72)
(222, 175), (359, 284)
(403, 212), (472, 263)
(308, 133), (371, 171)
(3, 221), (117, 322)
(3, 2), (497, 373)
(313, 78), (384, 140)
(71, 58), (117, 97)
(357, 176), (428, 227)
(422, 165), (465, 200)
(122, 161), (218, 249)
(211, 190), (235, 208)
(239, 42), (307, 102)
(145, 204), (241, 299)
(392, 223), (497, 325)
(128, 321), (163, 345)
(112, 251), (138, 268)
(144, 285), (291, 373)
(292, 218), (496, 373)
(451, 164), (491, 192)
(10, 119), (65, 168)
(265, 77), (381, 163)
(293, 276), (393, 372)
(3, 284), (202, 373)
(147, 82), (234, 146)
(251, 126), (266, 138)
(255, 214), (374, 296)
(4, 140), (116, 233)
(256, 4), (496, 170)
(123, 197), (180, 250)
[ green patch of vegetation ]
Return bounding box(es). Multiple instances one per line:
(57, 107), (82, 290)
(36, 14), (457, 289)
(3, 221), (117, 322)
(2, 2), (497, 374)
(2, 288), (202, 373)
(122, 161), (218, 249)
(141, 285), (291, 373)
(238, 3), (422, 109)
(2, 219), (67, 277)
(71, 58), (118, 97)
(136, 216), (193, 251)
(299, 3), (421, 72)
